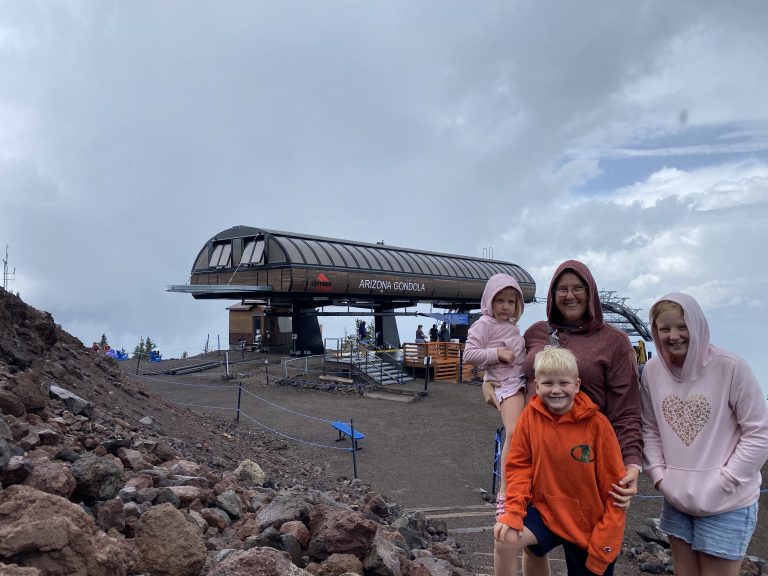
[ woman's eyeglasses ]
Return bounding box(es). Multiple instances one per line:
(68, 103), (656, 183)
(554, 285), (586, 296)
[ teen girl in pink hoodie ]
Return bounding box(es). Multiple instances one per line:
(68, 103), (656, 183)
(641, 292), (768, 575)
(464, 274), (527, 516)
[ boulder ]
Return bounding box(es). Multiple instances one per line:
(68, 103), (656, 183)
(233, 459), (266, 485)
(70, 452), (123, 502)
(0, 484), (126, 575)
(208, 547), (312, 576)
(362, 528), (406, 576)
(22, 457), (76, 498)
(134, 502), (206, 576)
(4, 373), (48, 414)
(0, 562), (44, 575)
(307, 507), (378, 561)
(280, 520), (311, 548)
(49, 386), (93, 418)
(216, 489), (243, 519)
(316, 553), (364, 576)
(256, 494), (311, 530)
(408, 556), (454, 576)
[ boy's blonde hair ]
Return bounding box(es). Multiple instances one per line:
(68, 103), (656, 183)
(534, 347), (579, 379)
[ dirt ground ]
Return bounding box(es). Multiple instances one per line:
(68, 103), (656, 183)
(123, 352), (768, 574)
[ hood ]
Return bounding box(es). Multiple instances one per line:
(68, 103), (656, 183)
(530, 390), (598, 422)
(649, 292), (712, 381)
(480, 274), (524, 321)
(546, 260), (603, 332)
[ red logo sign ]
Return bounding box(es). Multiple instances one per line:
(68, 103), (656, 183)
(310, 273), (333, 292)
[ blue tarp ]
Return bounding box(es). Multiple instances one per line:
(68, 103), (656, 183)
(421, 312), (470, 325)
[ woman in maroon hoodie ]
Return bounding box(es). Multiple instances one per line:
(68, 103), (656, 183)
(484, 260), (642, 576)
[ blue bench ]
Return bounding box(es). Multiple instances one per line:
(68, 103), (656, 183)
(331, 421), (365, 451)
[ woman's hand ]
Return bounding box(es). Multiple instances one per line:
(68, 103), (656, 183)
(482, 380), (501, 410)
(609, 467), (640, 508)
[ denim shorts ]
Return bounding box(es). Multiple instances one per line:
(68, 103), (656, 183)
(525, 505), (615, 576)
(660, 499), (758, 561)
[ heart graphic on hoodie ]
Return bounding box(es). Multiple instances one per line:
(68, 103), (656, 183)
(662, 394), (710, 447)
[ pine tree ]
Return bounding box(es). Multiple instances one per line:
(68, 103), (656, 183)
(144, 336), (156, 353)
(98, 334), (109, 349)
(133, 337), (145, 358)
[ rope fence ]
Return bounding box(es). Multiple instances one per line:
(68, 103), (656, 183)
(128, 370), (362, 478)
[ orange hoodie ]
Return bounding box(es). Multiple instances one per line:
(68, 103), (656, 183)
(498, 391), (626, 575)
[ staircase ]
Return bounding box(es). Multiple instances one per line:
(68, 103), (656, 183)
(326, 343), (412, 387)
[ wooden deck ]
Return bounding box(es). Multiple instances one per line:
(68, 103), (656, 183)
(402, 342), (482, 383)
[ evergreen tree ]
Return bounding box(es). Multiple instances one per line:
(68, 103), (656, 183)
(98, 334), (109, 349)
(144, 336), (156, 353)
(133, 337), (145, 358)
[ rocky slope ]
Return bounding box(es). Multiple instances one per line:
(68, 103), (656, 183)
(0, 289), (469, 576)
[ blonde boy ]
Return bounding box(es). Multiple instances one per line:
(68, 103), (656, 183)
(493, 347), (626, 576)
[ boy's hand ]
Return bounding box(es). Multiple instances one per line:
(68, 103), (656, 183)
(494, 522), (523, 543)
(497, 349), (516, 364)
(610, 467), (639, 508)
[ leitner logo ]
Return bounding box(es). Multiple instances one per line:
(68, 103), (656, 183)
(311, 273), (333, 292)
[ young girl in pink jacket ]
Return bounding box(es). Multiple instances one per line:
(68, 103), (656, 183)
(464, 274), (527, 517)
(641, 292), (768, 576)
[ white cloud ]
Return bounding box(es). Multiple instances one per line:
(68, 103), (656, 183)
(0, 0), (766, 392)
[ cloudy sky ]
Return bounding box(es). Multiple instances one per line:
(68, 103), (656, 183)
(1, 1), (766, 390)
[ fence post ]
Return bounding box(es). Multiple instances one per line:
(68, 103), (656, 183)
(458, 348), (464, 383)
(265, 360), (270, 385)
(424, 356), (431, 392)
(225, 352), (230, 377)
(350, 418), (358, 479)
(236, 381), (242, 424)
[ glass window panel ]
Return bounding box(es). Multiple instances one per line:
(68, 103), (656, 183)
(304, 240), (334, 266)
(422, 254), (448, 276)
(218, 243), (232, 267)
(370, 248), (392, 271)
(336, 243), (359, 267)
(396, 251), (416, 273)
(280, 238), (306, 264)
(251, 238), (265, 263)
(348, 246), (372, 268)
(242, 239), (256, 263)
(407, 252), (428, 274)
(268, 239), (287, 263)
(450, 258), (472, 278)
(292, 239), (319, 265)
(375, 249), (397, 271)
(194, 249), (208, 271)
(323, 243), (347, 267)
(409, 253), (434, 275)
(209, 244), (223, 267)
(360, 247), (385, 270)
(383, 252), (404, 273)
(463, 259), (486, 279)
(436, 256), (459, 276)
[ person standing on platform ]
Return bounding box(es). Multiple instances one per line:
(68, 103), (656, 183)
(641, 293), (768, 576)
(415, 325), (427, 343)
(483, 260), (642, 576)
(430, 324), (439, 342)
(465, 274), (528, 519)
